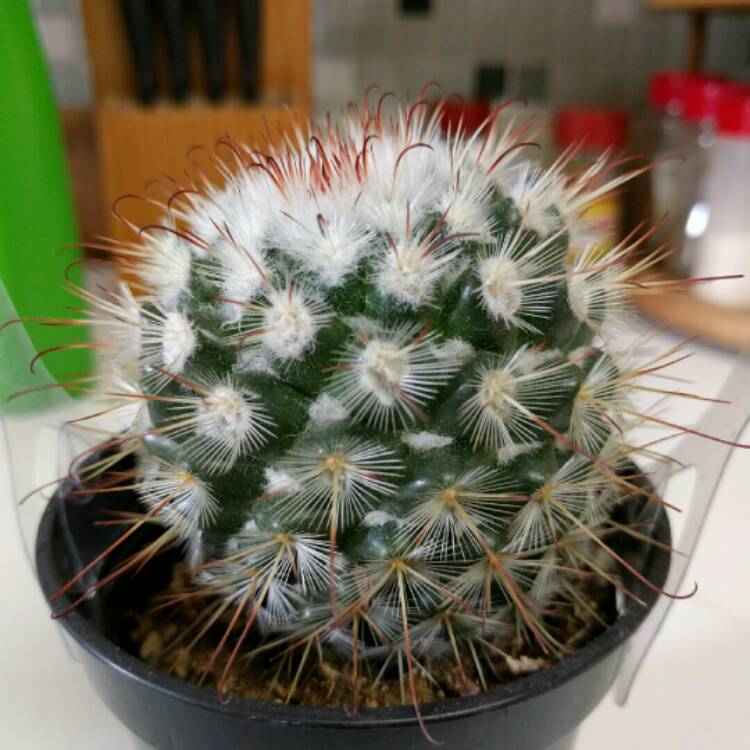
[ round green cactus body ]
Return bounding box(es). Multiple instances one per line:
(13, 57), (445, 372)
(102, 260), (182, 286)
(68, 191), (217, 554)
(90, 99), (664, 698)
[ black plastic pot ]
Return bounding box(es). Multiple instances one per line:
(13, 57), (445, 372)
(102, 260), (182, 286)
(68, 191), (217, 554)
(36, 463), (670, 750)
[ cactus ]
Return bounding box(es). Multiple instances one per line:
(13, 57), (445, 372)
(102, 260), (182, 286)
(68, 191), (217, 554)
(35, 96), (710, 728)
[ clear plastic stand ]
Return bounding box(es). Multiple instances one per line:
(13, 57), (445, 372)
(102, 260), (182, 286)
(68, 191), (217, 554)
(0, 281), (101, 665)
(614, 341), (750, 703)
(0, 280), (97, 565)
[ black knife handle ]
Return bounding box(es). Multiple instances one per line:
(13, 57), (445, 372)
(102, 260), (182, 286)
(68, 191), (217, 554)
(194, 0), (226, 101)
(156, 0), (189, 102)
(119, 0), (156, 105)
(237, 0), (261, 101)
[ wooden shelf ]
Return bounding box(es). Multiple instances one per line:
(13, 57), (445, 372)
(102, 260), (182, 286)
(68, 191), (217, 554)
(646, 0), (750, 72)
(631, 271), (750, 351)
(647, 1), (750, 9)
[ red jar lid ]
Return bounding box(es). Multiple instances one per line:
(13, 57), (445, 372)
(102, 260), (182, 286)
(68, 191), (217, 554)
(554, 108), (630, 151)
(648, 71), (723, 114)
(683, 79), (740, 123)
(440, 99), (491, 136)
(718, 92), (750, 137)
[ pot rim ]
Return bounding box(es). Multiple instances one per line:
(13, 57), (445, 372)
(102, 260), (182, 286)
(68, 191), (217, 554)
(36, 479), (669, 730)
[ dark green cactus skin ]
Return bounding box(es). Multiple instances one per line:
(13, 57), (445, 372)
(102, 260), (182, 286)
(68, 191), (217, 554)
(142, 217), (590, 549)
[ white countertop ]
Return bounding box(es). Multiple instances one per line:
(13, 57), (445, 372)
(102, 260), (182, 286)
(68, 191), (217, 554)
(2, 323), (749, 749)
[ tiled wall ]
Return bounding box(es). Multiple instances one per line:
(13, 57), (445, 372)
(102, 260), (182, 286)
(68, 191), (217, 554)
(313, 0), (750, 111)
(32, 0), (750, 111)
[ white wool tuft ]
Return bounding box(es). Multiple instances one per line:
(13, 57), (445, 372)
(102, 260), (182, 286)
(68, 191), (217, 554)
(264, 467), (297, 494)
(341, 315), (383, 338)
(136, 457), (218, 541)
(309, 216), (372, 285)
(196, 385), (253, 439)
(480, 370), (516, 421)
(359, 339), (412, 406)
(363, 510), (402, 527)
(331, 323), (461, 431)
(503, 163), (563, 237)
(160, 311), (196, 373)
(402, 431), (454, 451)
(183, 166), (274, 254)
(259, 285), (331, 361)
(173, 379), (276, 472)
(374, 231), (460, 307)
(273, 182), (374, 286)
(478, 255), (523, 320)
(432, 337), (475, 364)
(308, 393), (349, 425)
(567, 273), (591, 324)
(439, 186), (492, 239)
(459, 347), (574, 451)
(234, 348), (278, 377)
(357, 133), (445, 239)
(475, 230), (562, 333)
(139, 228), (192, 308)
(432, 138), (494, 239)
(217, 248), (268, 324)
(496, 441), (543, 465)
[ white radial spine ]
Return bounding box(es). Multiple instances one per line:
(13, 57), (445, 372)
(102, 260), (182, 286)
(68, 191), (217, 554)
(137, 456), (219, 540)
(153, 373), (275, 473)
(279, 436), (403, 530)
(475, 226), (564, 332)
(229, 281), (332, 362)
(506, 455), (601, 552)
(459, 347), (574, 450)
(137, 224), (193, 308)
(374, 212), (465, 307)
(330, 322), (461, 431)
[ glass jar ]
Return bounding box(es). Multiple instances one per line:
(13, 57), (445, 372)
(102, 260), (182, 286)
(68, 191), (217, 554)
(673, 79), (743, 275)
(640, 73), (720, 259)
(688, 94), (750, 309)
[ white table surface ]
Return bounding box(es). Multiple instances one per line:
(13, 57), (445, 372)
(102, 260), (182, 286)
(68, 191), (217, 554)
(2, 323), (749, 749)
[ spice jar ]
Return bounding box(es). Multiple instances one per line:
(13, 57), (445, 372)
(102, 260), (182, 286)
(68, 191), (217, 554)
(554, 107), (630, 257)
(642, 73), (722, 257)
(688, 94), (750, 308)
(671, 78), (744, 275)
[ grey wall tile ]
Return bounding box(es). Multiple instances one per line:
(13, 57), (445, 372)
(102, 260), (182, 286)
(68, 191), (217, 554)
(705, 13), (750, 79)
(29, 0), (749, 110)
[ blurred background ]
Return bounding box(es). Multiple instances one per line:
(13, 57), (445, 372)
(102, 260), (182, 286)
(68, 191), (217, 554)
(2, 2), (750, 748)
(31, 0), (750, 109)
(8, 0), (750, 363)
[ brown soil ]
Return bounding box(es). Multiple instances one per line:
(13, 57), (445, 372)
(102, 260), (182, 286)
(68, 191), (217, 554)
(129, 564), (615, 709)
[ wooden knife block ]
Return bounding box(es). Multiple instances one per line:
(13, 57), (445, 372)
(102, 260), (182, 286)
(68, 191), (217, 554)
(95, 101), (307, 244)
(80, 0), (310, 244)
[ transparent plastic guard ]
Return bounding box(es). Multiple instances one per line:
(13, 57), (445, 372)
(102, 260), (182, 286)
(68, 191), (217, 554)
(614, 339), (750, 703)
(0, 279), (99, 567)
(3, 279), (749, 703)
